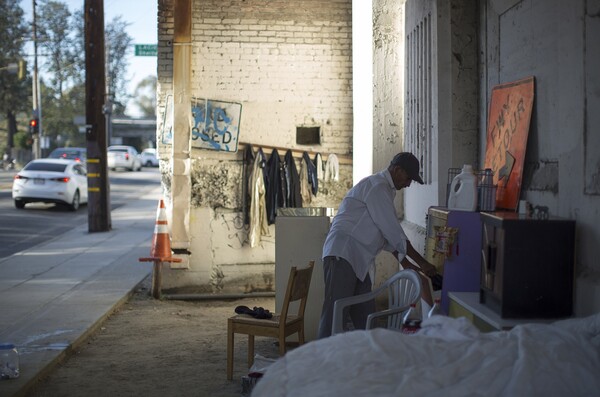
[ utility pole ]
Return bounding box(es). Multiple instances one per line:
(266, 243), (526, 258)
(31, 0), (43, 159)
(85, 0), (111, 232)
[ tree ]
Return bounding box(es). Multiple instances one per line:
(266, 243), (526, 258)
(40, 79), (84, 148)
(69, 8), (133, 115)
(132, 75), (157, 117)
(0, 0), (30, 152)
(35, 1), (134, 149)
(105, 16), (133, 115)
(37, 0), (75, 98)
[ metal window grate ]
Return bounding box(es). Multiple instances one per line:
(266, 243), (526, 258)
(405, 14), (432, 184)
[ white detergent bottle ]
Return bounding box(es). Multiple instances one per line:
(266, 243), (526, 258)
(448, 164), (478, 211)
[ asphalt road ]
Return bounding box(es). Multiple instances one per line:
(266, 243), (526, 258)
(0, 167), (161, 260)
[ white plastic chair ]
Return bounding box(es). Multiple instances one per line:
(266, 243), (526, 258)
(331, 269), (421, 335)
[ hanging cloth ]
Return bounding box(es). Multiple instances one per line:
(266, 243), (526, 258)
(248, 149), (269, 247)
(303, 151), (318, 196)
(242, 144), (255, 225)
(314, 153), (324, 181)
(299, 156), (311, 205)
(283, 149), (302, 208)
(266, 149), (281, 225)
(324, 153), (340, 182)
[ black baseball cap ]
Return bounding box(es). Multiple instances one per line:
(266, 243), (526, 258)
(390, 152), (424, 184)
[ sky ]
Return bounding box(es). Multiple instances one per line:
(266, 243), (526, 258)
(20, 0), (158, 117)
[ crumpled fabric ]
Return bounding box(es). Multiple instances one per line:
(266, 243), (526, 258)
(252, 313), (600, 397)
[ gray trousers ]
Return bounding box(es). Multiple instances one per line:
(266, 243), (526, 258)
(317, 256), (375, 338)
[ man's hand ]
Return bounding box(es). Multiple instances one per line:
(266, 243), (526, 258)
(405, 242), (438, 277)
(400, 257), (437, 278)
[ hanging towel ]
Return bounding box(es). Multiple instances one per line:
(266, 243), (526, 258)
(324, 153), (340, 182)
(314, 153), (324, 181)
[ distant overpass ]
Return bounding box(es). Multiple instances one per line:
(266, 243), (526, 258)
(111, 117), (157, 150)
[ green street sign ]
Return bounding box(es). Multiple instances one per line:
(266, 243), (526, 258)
(135, 44), (157, 56)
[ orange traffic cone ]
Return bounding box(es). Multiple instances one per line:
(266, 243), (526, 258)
(150, 199), (172, 260)
(139, 199), (181, 262)
(139, 199), (182, 299)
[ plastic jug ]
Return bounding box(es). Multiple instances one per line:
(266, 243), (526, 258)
(448, 164), (478, 211)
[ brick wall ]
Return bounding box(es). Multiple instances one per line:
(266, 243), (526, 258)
(156, 0), (354, 293)
(158, 0), (353, 154)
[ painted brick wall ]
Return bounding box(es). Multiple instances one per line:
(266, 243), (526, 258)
(156, 0), (354, 293)
(157, 0), (353, 154)
(189, 0), (353, 153)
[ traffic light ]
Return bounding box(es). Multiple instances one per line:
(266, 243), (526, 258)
(17, 60), (26, 81)
(29, 118), (39, 134)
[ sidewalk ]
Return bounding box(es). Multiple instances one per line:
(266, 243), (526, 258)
(0, 169), (17, 191)
(0, 186), (161, 397)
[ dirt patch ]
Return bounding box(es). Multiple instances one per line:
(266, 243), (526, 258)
(25, 276), (280, 397)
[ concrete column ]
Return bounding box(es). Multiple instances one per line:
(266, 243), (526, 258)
(352, 0), (374, 184)
(171, 0), (192, 268)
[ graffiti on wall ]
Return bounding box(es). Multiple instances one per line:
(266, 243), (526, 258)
(159, 96), (242, 152)
(220, 213), (248, 249)
(191, 98), (241, 152)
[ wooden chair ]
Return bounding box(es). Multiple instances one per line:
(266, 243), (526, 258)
(227, 261), (315, 380)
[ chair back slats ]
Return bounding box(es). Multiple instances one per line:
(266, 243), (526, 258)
(385, 277), (419, 328)
(332, 269), (422, 334)
(279, 261), (315, 321)
(289, 266), (313, 301)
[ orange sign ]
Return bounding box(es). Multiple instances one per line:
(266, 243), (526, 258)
(484, 77), (535, 211)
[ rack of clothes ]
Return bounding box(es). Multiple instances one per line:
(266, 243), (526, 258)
(239, 143), (345, 248)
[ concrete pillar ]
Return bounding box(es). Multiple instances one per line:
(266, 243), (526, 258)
(171, 0), (192, 268)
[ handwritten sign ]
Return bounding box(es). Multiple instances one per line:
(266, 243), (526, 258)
(484, 77), (535, 211)
(191, 99), (241, 152)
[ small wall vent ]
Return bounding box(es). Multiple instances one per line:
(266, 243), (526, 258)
(296, 126), (321, 145)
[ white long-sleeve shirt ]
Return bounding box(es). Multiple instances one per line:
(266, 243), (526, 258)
(322, 169), (408, 281)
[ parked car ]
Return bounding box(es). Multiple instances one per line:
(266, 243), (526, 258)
(12, 159), (88, 211)
(140, 148), (159, 167)
(47, 147), (87, 163)
(107, 145), (142, 171)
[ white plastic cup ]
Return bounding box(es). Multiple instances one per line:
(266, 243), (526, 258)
(518, 200), (529, 215)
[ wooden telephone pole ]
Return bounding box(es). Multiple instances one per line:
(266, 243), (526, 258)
(84, 0), (111, 232)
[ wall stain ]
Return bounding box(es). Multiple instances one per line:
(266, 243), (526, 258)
(190, 161), (242, 209)
(522, 160), (558, 194)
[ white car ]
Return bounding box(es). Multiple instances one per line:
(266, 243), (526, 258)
(12, 159), (88, 211)
(107, 145), (142, 171)
(140, 148), (159, 167)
